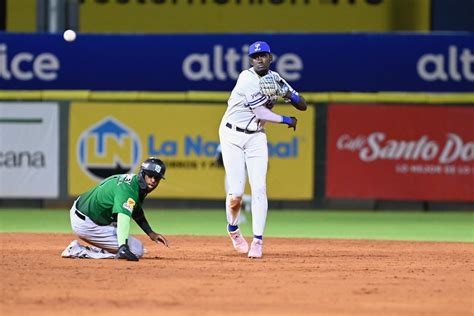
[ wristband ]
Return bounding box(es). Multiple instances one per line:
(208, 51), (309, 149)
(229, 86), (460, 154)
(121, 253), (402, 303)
(281, 116), (293, 125)
(290, 92), (301, 104)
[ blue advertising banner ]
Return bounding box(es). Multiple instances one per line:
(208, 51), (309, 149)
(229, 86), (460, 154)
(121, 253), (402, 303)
(0, 32), (473, 92)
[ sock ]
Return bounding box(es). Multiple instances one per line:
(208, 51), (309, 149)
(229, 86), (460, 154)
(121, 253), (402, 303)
(254, 235), (263, 240)
(228, 224), (239, 232)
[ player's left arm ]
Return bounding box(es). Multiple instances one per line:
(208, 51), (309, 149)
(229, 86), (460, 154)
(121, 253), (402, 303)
(132, 207), (169, 247)
(283, 90), (307, 111)
(278, 77), (307, 111)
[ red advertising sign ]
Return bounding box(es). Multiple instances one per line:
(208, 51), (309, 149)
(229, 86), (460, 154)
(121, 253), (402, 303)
(327, 104), (474, 202)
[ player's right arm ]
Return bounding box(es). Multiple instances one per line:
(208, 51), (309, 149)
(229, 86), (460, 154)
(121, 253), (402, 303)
(237, 71), (296, 130)
(252, 106), (298, 131)
(112, 177), (139, 247)
(114, 188), (140, 261)
(116, 213), (132, 248)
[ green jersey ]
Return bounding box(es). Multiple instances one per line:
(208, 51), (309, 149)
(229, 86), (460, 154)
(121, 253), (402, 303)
(76, 174), (143, 225)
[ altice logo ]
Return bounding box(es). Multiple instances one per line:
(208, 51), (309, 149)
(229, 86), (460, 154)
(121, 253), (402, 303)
(0, 44), (60, 81)
(182, 44), (303, 81)
(417, 45), (474, 82)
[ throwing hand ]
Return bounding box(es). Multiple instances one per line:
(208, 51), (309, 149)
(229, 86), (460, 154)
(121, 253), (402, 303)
(288, 116), (297, 131)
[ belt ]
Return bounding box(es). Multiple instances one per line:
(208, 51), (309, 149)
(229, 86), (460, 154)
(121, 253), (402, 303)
(226, 122), (258, 134)
(75, 210), (86, 221)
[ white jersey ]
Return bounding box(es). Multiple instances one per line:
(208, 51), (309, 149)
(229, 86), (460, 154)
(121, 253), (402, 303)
(221, 68), (279, 132)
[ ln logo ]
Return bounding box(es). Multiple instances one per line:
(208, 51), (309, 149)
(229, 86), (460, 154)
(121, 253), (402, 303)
(77, 117), (141, 180)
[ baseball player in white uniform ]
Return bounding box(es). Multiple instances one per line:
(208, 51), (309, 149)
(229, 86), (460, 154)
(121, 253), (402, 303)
(219, 41), (307, 258)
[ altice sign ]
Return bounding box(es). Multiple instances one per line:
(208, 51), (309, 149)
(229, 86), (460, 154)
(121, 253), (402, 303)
(181, 44), (303, 81)
(417, 45), (474, 82)
(0, 44), (60, 81)
(0, 35), (473, 91)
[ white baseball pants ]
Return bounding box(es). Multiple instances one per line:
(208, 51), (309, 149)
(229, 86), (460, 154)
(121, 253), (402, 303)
(219, 123), (268, 236)
(68, 200), (144, 259)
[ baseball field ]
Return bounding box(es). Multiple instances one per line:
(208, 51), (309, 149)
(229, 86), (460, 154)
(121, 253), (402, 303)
(1, 209), (473, 315)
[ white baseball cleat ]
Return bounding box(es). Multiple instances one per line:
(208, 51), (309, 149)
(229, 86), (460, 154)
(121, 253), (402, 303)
(228, 228), (249, 253)
(61, 240), (81, 258)
(248, 238), (263, 259)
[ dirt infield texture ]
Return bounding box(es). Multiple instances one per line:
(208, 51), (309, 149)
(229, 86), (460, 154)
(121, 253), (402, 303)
(1, 233), (472, 316)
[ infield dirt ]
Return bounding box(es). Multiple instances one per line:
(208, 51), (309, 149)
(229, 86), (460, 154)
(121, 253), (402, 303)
(1, 233), (472, 315)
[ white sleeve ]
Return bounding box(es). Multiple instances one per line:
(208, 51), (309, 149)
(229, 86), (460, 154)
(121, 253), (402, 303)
(253, 106), (284, 123)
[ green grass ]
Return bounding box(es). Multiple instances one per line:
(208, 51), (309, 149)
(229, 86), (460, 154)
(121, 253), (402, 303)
(0, 209), (472, 242)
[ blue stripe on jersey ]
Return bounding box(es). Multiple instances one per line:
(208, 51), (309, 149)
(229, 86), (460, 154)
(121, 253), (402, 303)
(245, 116), (256, 130)
(248, 95), (266, 105)
(248, 96), (268, 108)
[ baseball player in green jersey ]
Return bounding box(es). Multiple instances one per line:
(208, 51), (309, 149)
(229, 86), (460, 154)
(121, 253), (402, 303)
(61, 157), (169, 261)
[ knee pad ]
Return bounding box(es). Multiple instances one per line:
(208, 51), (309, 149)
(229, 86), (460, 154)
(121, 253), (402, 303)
(229, 195), (243, 214)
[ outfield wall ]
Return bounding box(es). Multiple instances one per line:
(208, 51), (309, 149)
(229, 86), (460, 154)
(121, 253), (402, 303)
(0, 93), (472, 209)
(1, 31), (473, 209)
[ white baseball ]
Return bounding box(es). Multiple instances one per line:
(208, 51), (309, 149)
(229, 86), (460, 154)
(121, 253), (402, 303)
(63, 29), (77, 42)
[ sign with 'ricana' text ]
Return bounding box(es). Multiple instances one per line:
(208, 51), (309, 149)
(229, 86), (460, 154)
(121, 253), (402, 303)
(0, 103), (59, 198)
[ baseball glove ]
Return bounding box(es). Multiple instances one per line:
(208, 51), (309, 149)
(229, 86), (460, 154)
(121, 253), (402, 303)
(260, 74), (281, 97)
(259, 73), (289, 98)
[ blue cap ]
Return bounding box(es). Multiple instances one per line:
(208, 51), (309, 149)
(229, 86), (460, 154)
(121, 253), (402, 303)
(248, 41), (271, 57)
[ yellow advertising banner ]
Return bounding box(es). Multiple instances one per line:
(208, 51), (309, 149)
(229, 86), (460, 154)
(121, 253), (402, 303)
(69, 102), (314, 200)
(79, 0), (430, 33)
